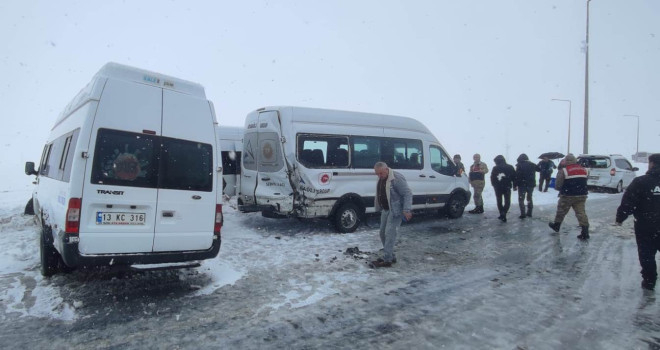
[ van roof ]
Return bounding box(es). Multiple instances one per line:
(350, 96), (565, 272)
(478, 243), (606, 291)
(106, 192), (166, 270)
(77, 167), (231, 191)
(255, 106), (435, 135)
(53, 63), (207, 129)
(96, 62), (206, 98)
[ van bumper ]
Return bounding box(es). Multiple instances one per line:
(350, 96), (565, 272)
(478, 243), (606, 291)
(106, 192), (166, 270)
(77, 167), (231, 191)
(59, 235), (221, 268)
(238, 204), (277, 213)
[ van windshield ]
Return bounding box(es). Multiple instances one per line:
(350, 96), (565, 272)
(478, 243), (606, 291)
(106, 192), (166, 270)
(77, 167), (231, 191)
(91, 128), (213, 191)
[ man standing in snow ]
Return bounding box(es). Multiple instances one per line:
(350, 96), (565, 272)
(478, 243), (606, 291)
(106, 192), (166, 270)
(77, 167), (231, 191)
(537, 156), (557, 192)
(372, 162), (413, 268)
(468, 153), (489, 214)
(453, 154), (465, 177)
(548, 154), (590, 240)
(615, 153), (660, 290)
(514, 153), (537, 219)
(490, 155), (516, 222)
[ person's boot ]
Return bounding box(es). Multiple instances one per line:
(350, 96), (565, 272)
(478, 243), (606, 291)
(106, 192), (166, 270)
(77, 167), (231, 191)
(468, 206), (479, 214)
(641, 279), (656, 291)
(548, 222), (561, 232)
(577, 225), (590, 240)
(476, 205), (484, 214)
(526, 207), (533, 218)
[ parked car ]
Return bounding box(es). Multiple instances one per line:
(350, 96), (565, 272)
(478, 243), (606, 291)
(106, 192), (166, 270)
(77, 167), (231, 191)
(577, 154), (638, 193)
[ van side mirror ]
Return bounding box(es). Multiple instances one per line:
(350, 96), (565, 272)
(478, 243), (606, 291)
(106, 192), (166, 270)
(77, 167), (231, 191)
(25, 162), (38, 176)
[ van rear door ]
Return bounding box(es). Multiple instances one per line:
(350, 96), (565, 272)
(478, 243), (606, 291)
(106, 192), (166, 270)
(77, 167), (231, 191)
(152, 90), (216, 252)
(80, 79), (161, 254)
(242, 110), (294, 214)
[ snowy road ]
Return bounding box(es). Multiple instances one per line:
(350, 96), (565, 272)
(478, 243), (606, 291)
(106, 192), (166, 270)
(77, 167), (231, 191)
(0, 189), (658, 349)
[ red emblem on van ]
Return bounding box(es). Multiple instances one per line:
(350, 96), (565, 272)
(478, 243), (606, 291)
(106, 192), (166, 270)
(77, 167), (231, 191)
(319, 173), (330, 185)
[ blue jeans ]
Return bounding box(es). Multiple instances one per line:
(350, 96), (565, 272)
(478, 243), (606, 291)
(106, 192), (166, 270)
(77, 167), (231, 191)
(379, 210), (402, 262)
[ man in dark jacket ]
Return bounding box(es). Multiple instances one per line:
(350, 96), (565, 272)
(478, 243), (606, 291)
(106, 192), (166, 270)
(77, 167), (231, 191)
(615, 153), (660, 290)
(537, 157), (557, 192)
(548, 154), (590, 239)
(490, 155), (516, 222)
(514, 153), (537, 219)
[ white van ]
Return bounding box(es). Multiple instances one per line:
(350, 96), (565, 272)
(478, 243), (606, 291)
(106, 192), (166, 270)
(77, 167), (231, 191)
(24, 62), (223, 276)
(217, 126), (243, 197)
(238, 106), (470, 232)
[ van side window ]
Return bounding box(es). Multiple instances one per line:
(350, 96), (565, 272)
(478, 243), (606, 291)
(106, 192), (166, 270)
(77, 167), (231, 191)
(91, 129), (158, 188)
(429, 145), (455, 176)
(389, 139), (423, 170)
(39, 144), (52, 176)
(297, 134), (349, 168)
(352, 137), (422, 169)
(352, 137), (380, 169)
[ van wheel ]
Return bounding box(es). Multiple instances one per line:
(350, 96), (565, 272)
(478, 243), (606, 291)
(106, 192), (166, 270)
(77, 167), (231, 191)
(334, 203), (360, 233)
(616, 181), (623, 193)
(24, 198), (35, 216)
(40, 225), (60, 277)
(444, 194), (466, 219)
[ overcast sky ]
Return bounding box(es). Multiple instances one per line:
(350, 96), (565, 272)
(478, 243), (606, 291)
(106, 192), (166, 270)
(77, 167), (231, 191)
(1, 0), (659, 190)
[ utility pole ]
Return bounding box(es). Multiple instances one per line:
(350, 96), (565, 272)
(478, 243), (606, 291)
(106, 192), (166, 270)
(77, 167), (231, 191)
(583, 0), (591, 154)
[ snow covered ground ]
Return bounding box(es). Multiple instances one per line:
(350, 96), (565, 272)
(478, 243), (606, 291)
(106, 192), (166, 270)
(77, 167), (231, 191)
(1, 164), (658, 348)
(0, 180), (582, 321)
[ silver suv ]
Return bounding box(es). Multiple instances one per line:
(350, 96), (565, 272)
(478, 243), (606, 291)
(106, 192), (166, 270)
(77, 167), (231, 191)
(577, 154), (639, 193)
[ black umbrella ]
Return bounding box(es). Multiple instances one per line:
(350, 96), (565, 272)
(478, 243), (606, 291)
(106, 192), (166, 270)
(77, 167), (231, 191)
(538, 152), (565, 159)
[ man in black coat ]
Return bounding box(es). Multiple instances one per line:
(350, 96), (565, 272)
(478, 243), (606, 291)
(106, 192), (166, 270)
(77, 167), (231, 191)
(616, 153), (660, 290)
(514, 153), (537, 219)
(537, 157), (557, 192)
(490, 155), (516, 222)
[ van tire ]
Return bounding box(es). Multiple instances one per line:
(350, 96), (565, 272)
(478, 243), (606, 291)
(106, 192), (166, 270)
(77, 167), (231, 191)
(615, 181), (623, 193)
(334, 202), (360, 233)
(444, 194), (466, 219)
(24, 198), (35, 216)
(40, 225), (60, 277)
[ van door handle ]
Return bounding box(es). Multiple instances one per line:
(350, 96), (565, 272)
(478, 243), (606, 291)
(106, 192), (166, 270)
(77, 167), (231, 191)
(192, 195), (202, 200)
(261, 177), (271, 181)
(429, 175), (436, 179)
(419, 174), (426, 178)
(162, 211), (174, 218)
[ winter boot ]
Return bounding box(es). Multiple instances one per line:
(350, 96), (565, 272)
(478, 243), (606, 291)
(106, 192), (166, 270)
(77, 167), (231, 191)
(526, 207), (533, 218)
(577, 226), (590, 240)
(548, 222), (561, 232)
(469, 206), (484, 214)
(641, 279), (656, 291)
(519, 212), (526, 219)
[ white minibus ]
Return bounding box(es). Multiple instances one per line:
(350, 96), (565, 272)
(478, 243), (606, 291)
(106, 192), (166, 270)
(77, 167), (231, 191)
(238, 106), (470, 232)
(25, 63), (223, 276)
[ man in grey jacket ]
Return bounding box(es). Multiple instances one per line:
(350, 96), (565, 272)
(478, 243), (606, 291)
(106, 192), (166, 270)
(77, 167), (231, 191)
(372, 162), (413, 268)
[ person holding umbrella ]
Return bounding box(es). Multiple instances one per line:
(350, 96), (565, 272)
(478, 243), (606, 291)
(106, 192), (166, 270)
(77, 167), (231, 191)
(537, 156), (557, 192)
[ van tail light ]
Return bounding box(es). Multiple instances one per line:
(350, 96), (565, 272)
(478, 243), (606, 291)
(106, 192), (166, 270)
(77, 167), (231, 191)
(610, 168), (616, 176)
(214, 204), (223, 236)
(66, 198), (82, 234)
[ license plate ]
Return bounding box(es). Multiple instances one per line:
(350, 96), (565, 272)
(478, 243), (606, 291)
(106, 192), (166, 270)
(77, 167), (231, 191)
(96, 212), (146, 225)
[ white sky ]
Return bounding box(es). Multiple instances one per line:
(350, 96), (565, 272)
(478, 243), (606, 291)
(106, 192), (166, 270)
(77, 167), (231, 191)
(1, 0), (659, 190)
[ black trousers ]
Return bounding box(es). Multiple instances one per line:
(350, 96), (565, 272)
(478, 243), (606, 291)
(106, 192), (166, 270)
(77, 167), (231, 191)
(539, 175), (551, 192)
(635, 232), (660, 283)
(494, 188), (511, 215)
